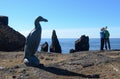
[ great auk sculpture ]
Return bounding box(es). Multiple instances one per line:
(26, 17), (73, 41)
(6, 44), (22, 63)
(24, 16), (48, 66)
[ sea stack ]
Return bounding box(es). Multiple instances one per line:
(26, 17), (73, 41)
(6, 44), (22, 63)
(75, 35), (89, 51)
(41, 42), (48, 52)
(0, 16), (26, 51)
(50, 30), (62, 53)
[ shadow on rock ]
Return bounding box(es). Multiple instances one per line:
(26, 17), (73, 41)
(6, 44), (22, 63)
(34, 64), (100, 78)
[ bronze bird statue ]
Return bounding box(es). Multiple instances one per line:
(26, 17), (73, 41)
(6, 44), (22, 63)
(24, 16), (48, 66)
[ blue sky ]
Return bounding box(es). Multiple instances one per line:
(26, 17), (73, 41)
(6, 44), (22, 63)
(0, 0), (120, 38)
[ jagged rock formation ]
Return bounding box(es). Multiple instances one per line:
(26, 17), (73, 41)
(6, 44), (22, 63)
(50, 30), (62, 53)
(0, 16), (26, 51)
(41, 42), (48, 52)
(75, 35), (89, 51)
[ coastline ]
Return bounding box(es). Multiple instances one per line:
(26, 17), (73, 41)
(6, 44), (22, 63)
(40, 38), (120, 53)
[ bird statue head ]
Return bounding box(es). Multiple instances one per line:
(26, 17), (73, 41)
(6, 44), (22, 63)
(35, 16), (48, 22)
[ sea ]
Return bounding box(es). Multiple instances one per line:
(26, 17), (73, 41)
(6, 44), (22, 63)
(38, 38), (120, 54)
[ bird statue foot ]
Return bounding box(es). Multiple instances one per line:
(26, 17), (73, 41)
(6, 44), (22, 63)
(23, 55), (40, 67)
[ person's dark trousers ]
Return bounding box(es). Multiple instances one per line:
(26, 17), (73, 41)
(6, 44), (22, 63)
(100, 38), (104, 50)
(105, 38), (111, 50)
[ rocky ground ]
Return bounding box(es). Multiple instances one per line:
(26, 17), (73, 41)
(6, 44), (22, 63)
(0, 50), (120, 79)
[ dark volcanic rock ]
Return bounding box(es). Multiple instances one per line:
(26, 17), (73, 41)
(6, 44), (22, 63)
(0, 16), (8, 25)
(41, 42), (48, 52)
(69, 49), (76, 53)
(50, 30), (62, 53)
(0, 16), (26, 51)
(75, 35), (89, 51)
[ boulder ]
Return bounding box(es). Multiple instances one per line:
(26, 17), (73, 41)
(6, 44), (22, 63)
(75, 35), (89, 51)
(41, 42), (48, 52)
(69, 49), (76, 53)
(50, 30), (62, 53)
(0, 16), (26, 51)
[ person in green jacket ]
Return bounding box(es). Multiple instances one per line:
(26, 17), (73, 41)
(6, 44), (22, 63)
(104, 26), (111, 50)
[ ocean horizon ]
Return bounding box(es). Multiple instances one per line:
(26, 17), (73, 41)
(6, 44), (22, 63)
(38, 38), (120, 54)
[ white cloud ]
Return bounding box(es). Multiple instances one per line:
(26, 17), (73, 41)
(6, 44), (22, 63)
(41, 28), (100, 38)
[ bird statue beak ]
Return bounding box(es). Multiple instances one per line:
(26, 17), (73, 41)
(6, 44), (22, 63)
(45, 19), (48, 22)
